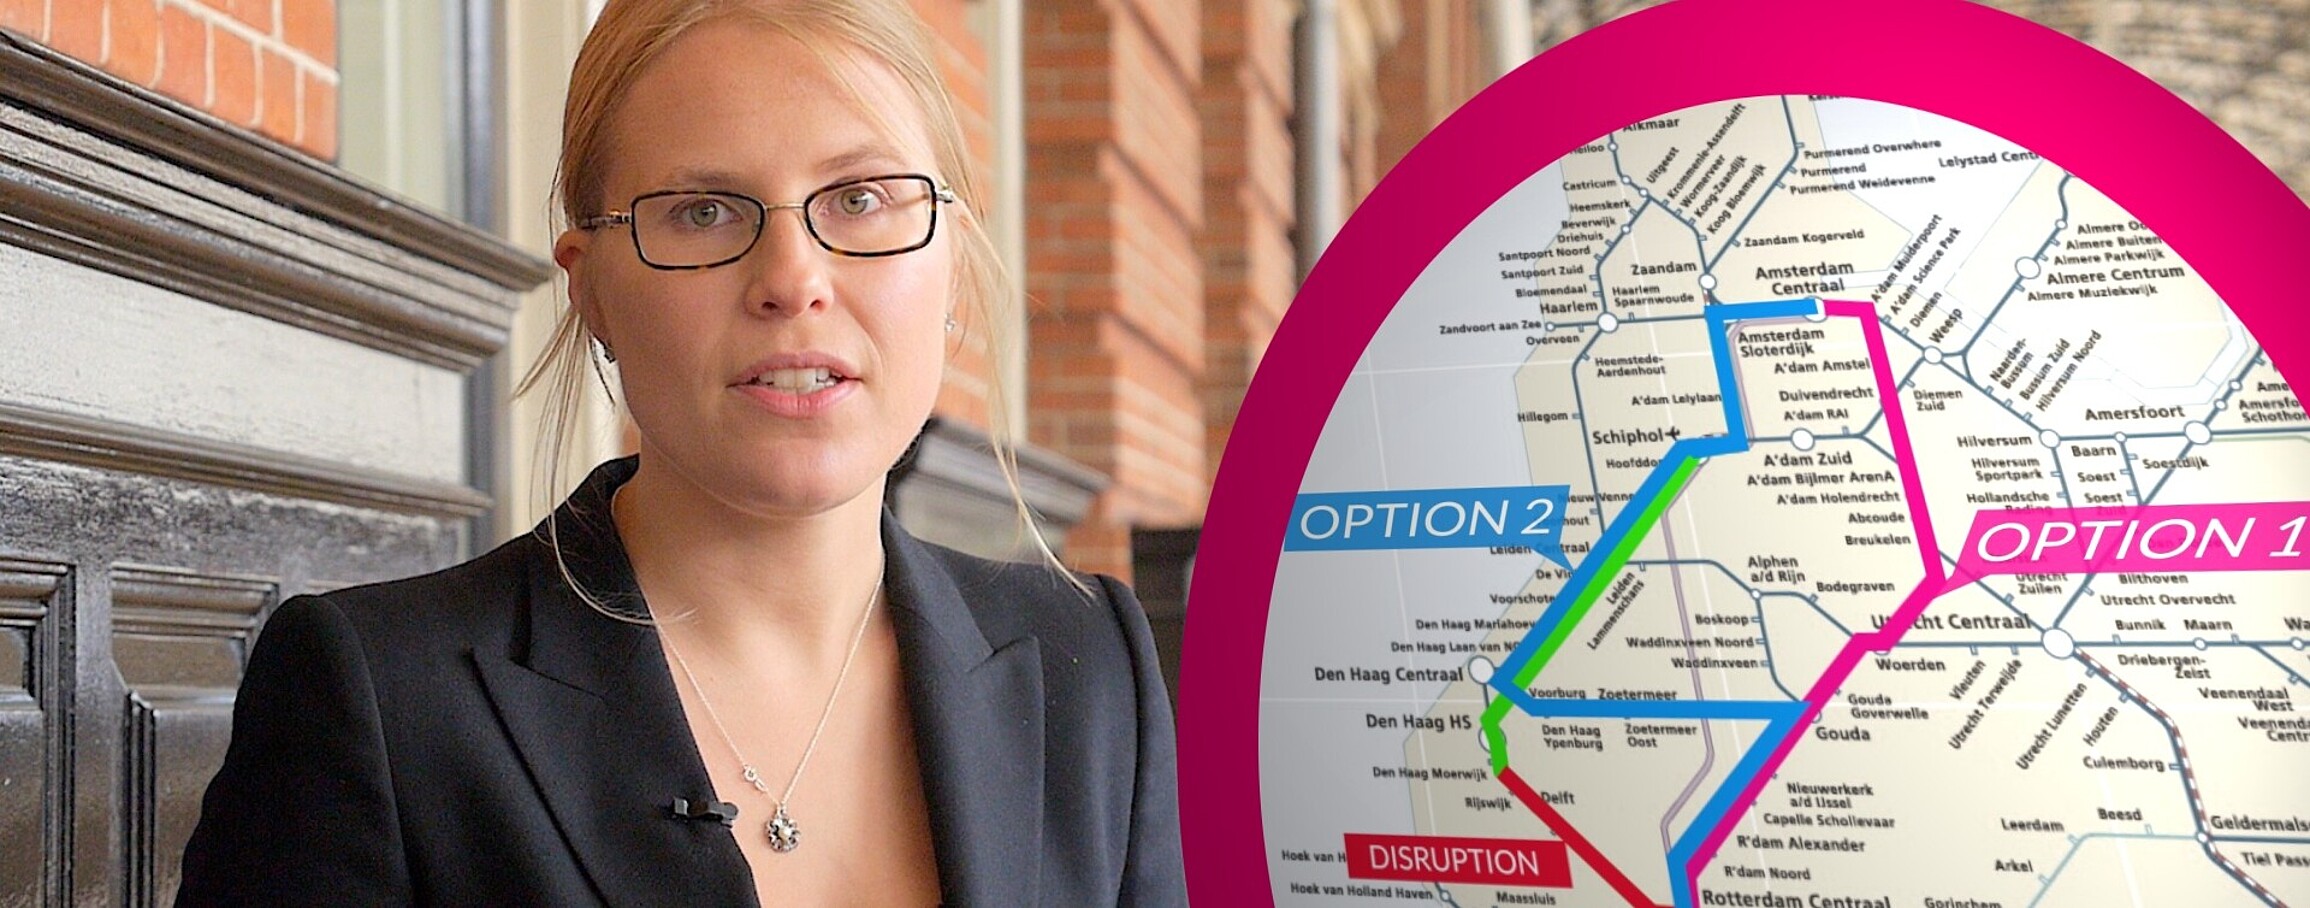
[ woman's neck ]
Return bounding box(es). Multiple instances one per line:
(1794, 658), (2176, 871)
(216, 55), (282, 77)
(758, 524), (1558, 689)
(610, 456), (888, 659)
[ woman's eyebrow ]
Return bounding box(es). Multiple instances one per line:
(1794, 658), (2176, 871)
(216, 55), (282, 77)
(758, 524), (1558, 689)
(653, 166), (751, 190)
(643, 147), (914, 195)
(815, 144), (911, 175)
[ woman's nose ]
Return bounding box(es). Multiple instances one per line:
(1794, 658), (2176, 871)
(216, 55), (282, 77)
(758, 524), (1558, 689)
(740, 206), (833, 316)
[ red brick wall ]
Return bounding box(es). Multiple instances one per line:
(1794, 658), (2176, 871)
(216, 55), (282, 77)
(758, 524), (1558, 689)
(0, 0), (339, 159)
(1372, 0), (1486, 188)
(917, 0), (1488, 579)
(912, 0), (998, 430)
(1025, 0), (1208, 579)
(1199, 0), (1294, 485)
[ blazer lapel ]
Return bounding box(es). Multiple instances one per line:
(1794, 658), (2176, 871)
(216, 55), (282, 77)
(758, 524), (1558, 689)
(474, 462), (756, 907)
(883, 517), (1046, 908)
(466, 457), (1048, 907)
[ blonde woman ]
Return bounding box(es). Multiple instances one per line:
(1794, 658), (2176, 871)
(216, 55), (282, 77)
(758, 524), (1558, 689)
(176, 1), (1184, 904)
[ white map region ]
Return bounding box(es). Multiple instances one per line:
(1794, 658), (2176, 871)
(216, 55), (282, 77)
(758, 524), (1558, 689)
(1261, 96), (2310, 908)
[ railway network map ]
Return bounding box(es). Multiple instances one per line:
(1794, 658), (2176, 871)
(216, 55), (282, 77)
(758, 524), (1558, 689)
(1260, 96), (2310, 907)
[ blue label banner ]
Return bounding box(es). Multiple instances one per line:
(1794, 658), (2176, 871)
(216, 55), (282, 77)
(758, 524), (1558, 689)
(1285, 485), (1572, 567)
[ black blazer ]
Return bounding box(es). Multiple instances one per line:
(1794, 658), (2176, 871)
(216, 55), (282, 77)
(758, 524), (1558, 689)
(177, 458), (1186, 906)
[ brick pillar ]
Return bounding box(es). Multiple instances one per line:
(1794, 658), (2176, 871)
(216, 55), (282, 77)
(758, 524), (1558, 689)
(1372, 0), (1488, 185)
(1198, 0), (1295, 482)
(1026, 0), (1206, 580)
(0, 0), (339, 159)
(911, 0), (999, 429)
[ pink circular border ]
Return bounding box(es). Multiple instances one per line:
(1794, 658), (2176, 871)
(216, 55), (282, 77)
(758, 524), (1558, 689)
(1179, 0), (2310, 900)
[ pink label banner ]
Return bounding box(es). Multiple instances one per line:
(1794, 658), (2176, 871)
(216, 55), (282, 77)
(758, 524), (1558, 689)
(1950, 502), (2310, 583)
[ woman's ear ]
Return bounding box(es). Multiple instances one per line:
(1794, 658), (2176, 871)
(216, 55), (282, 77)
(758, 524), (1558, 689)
(555, 228), (609, 346)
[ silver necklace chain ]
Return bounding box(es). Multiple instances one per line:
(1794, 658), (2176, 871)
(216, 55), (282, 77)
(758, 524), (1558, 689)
(661, 570), (883, 854)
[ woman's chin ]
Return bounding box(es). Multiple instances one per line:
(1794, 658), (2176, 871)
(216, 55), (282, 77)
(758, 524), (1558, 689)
(694, 449), (892, 521)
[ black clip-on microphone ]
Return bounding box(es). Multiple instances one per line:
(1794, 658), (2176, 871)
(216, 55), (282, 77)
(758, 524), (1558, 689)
(670, 797), (740, 826)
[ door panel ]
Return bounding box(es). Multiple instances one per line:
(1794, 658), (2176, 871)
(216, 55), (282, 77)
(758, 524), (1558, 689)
(113, 568), (270, 908)
(0, 33), (547, 903)
(0, 561), (65, 907)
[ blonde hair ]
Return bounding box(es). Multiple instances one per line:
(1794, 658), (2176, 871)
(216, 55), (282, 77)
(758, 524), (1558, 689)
(520, 0), (1080, 612)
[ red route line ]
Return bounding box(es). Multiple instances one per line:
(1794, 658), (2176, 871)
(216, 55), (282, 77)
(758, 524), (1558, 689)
(1498, 766), (1670, 908)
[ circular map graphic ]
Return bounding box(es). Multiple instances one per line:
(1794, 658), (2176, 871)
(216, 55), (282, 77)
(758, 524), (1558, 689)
(1259, 95), (2310, 907)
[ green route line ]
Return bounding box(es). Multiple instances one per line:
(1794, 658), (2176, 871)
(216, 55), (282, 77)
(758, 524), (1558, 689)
(1484, 454), (1701, 773)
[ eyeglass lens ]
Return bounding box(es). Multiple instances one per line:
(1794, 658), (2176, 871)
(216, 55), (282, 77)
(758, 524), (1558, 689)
(630, 176), (938, 267)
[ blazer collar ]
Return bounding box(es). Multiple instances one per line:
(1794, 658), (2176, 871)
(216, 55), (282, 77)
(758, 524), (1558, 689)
(475, 458), (1045, 907)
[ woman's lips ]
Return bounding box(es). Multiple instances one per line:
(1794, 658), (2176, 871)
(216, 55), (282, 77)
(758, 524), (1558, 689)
(732, 376), (858, 418)
(732, 351), (859, 385)
(728, 352), (862, 418)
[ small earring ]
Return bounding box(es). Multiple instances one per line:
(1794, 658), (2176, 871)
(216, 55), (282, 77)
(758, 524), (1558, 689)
(944, 316), (958, 334)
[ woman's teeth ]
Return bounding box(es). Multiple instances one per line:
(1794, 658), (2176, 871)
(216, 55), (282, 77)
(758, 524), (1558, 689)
(751, 367), (839, 392)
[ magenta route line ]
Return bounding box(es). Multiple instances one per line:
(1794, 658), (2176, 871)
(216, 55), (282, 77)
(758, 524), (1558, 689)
(1682, 299), (1953, 890)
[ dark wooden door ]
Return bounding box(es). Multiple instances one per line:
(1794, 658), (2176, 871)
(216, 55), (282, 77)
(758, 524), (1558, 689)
(0, 35), (546, 905)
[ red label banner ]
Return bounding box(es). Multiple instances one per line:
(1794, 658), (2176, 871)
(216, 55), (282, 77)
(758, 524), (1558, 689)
(1343, 833), (1572, 887)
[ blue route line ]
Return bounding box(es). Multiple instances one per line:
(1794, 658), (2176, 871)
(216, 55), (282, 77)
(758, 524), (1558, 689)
(1499, 691), (1802, 721)
(1490, 303), (1819, 694)
(1493, 437), (1735, 692)
(1665, 712), (1802, 904)
(1489, 298), (1825, 908)
(1706, 299), (1816, 443)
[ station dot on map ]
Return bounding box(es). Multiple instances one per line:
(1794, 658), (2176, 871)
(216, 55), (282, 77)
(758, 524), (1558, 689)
(1468, 656), (1495, 685)
(1598, 312), (1621, 333)
(2199, 832), (2212, 844)
(2292, 637), (2305, 650)
(1475, 729), (1490, 754)
(1922, 346), (1943, 364)
(2184, 421), (2212, 445)
(1791, 428), (1816, 451)
(1749, 589), (1762, 601)
(2194, 638), (2209, 650)
(2015, 257), (2042, 279)
(1621, 175), (1632, 184)
(2041, 628), (2075, 660)
(2231, 380), (2243, 391)
(1543, 321), (1555, 332)
(2056, 219), (2066, 229)
(2039, 429), (2060, 448)
(2114, 432), (2128, 443)
(1699, 273), (1717, 290)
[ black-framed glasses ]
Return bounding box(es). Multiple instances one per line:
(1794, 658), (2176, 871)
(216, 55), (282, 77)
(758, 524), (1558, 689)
(577, 173), (957, 270)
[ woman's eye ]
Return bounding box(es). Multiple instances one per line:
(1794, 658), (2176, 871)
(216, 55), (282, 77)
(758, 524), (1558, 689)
(681, 200), (728, 228)
(834, 187), (885, 216)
